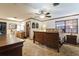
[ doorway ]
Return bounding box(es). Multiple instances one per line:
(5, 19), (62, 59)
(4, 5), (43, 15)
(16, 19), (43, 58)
(26, 21), (30, 38)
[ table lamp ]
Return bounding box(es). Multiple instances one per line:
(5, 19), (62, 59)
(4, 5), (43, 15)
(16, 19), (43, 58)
(70, 25), (73, 35)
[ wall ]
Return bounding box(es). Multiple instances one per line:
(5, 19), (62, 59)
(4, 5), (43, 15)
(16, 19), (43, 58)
(24, 15), (79, 40)
(24, 15), (79, 43)
(43, 15), (79, 33)
(44, 3), (79, 30)
(23, 3), (79, 40)
(42, 15), (79, 43)
(24, 19), (42, 39)
(30, 19), (42, 39)
(42, 20), (55, 29)
(0, 19), (19, 35)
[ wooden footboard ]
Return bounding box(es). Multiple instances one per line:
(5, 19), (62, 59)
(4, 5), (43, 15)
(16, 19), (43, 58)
(33, 31), (62, 52)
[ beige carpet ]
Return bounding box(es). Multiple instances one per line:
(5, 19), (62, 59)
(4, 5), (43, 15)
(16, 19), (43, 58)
(22, 38), (79, 56)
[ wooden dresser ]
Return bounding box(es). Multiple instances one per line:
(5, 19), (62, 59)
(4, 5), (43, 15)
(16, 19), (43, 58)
(33, 31), (62, 52)
(16, 31), (25, 39)
(0, 35), (24, 56)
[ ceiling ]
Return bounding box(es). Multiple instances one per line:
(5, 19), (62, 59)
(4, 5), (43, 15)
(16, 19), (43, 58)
(0, 3), (55, 21)
(0, 3), (79, 21)
(0, 3), (32, 21)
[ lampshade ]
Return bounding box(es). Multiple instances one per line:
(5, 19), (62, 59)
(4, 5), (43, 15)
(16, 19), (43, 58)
(70, 25), (73, 29)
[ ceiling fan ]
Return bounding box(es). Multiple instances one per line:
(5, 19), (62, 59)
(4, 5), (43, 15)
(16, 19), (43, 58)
(34, 3), (60, 18)
(35, 10), (51, 18)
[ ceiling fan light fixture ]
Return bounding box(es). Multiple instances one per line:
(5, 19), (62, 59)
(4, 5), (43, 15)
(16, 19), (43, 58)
(39, 14), (45, 18)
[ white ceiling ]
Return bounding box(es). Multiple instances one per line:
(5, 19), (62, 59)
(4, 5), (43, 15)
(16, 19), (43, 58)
(0, 3), (79, 21)
(0, 3), (53, 21)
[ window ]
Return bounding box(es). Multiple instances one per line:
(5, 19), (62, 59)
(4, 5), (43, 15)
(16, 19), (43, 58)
(56, 21), (65, 32)
(36, 23), (39, 28)
(32, 22), (35, 28)
(0, 22), (6, 35)
(55, 19), (78, 33)
(65, 19), (78, 33)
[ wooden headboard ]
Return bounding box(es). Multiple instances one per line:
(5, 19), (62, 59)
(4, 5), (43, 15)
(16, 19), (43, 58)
(46, 29), (58, 33)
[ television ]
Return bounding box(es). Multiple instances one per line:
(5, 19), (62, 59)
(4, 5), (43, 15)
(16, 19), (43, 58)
(0, 22), (6, 36)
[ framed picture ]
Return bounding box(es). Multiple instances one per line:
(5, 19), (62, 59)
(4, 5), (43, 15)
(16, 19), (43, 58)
(9, 23), (17, 29)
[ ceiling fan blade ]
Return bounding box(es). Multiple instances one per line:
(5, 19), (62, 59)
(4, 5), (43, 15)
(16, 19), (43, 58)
(45, 12), (50, 15)
(53, 3), (60, 6)
(46, 15), (51, 18)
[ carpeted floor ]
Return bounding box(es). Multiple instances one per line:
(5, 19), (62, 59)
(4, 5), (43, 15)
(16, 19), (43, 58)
(22, 38), (79, 56)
